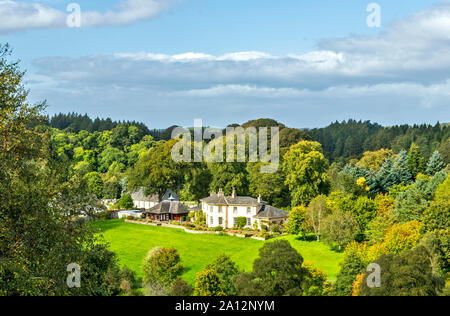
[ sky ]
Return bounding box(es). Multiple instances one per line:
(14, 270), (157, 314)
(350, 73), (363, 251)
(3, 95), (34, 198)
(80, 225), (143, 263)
(0, 0), (449, 129)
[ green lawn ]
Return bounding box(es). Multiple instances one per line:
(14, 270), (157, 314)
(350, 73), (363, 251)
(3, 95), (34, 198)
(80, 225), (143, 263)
(95, 220), (343, 285)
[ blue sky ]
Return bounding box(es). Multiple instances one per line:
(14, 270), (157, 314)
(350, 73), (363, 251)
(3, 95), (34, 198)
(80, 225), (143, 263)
(1, 0), (449, 129)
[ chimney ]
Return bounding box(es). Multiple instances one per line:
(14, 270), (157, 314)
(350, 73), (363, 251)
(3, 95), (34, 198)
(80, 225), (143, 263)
(210, 191), (216, 197)
(232, 188), (236, 198)
(258, 194), (262, 203)
(218, 188), (224, 197)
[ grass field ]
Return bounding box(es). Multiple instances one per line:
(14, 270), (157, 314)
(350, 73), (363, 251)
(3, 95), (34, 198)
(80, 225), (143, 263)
(95, 220), (343, 285)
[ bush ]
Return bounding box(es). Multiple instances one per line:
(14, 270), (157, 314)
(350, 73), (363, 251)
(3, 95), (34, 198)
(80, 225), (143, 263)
(118, 193), (134, 210)
(96, 210), (113, 221)
(171, 221), (180, 226)
(142, 247), (184, 295)
(126, 216), (134, 220)
(270, 224), (282, 233)
(171, 278), (193, 296)
(214, 226), (224, 232)
(236, 217), (247, 228)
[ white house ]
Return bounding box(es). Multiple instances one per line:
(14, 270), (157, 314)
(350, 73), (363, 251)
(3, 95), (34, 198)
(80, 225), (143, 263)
(200, 189), (288, 230)
(131, 188), (178, 210)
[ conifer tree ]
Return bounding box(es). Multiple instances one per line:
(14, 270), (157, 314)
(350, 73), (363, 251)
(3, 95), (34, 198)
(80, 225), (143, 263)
(407, 143), (425, 177)
(426, 151), (446, 176)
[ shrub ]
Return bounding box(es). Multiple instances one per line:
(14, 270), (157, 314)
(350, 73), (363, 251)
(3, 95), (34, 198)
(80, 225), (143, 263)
(96, 210), (112, 221)
(170, 278), (193, 296)
(127, 216), (134, 220)
(236, 217), (247, 229)
(214, 226), (224, 232)
(118, 193), (134, 210)
(142, 247), (184, 295)
(270, 224), (282, 233)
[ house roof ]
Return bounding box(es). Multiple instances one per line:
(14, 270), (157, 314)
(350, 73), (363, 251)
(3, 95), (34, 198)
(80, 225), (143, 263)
(143, 201), (189, 215)
(255, 204), (288, 219)
(131, 188), (178, 203)
(131, 188), (159, 202)
(201, 194), (260, 206)
(201, 190), (288, 220)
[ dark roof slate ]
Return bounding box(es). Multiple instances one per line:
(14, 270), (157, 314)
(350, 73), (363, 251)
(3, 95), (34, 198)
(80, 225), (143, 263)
(143, 201), (189, 215)
(131, 188), (178, 202)
(201, 194), (260, 206)
(255, 204), (288, 219)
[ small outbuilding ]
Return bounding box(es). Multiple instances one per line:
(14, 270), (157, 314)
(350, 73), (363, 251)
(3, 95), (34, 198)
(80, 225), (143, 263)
(143, 193), (189, 222)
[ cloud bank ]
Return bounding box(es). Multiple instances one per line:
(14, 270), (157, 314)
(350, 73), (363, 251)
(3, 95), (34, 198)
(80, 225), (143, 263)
(28, 2), (450, 128)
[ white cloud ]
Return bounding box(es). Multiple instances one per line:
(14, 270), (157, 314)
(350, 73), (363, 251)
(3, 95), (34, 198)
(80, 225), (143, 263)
(0, 0), (174, 33)
(27, 2), (450, 127)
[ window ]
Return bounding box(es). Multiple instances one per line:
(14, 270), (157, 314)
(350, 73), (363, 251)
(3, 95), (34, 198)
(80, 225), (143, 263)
(218, 206), (223, 213)
(233, 217), (237, 226)
(247, 207), (251, 214)
(233, 207), (238, 214)
(209, 206), (213, 213)
(219, 217), (223, 225)
(210, 217), (214, 225)
(247, 218), (251, 226)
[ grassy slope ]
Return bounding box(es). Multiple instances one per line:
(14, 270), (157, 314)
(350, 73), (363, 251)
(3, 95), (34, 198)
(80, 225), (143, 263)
(95, 220), (343, 284)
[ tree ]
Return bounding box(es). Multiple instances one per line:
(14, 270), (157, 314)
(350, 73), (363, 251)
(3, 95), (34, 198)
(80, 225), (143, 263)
(103, 178), (120, 199)
(128, 140), (186, 200)
(326, 191), (354, 213)
(302, 262), (332, 296)
(84, 172), (104, 199)
(193, 269), (226, 296)
(373, 157), (398, 193)
(434, 174), (450, 202)
(305, 195), (330, 242)
(208, 162), (249, 196)
(98, 146), (126, 173)
(366, 214), (395, 244)
(204, 255), (239, 296)
(393, 180), (430, 223)
(0, 44), (120, 296)
(358, 149), (394, 172)
(407, 143), (425, 177)
(333, 251), (365, 296)
(285, 206), (307, 236)
(426, 151), (446, 176)
(117, 193), (134, 210)
(352, 196), (378, 235)
(382, 221), (421, 255)
(321, 210), (358, 251)
(247, 162), (289, 207)
(358, 246), (444, 296)
(390, 150), (413, 184)
(142, 247), (184, 296)
(283, 141), (330, 206)
(181, 165), (211, 202)
(422, 200), (450, 233)
(439, 139), (450, 164)
(233, 240), (307, 296)
(278, 128), (311, 148)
